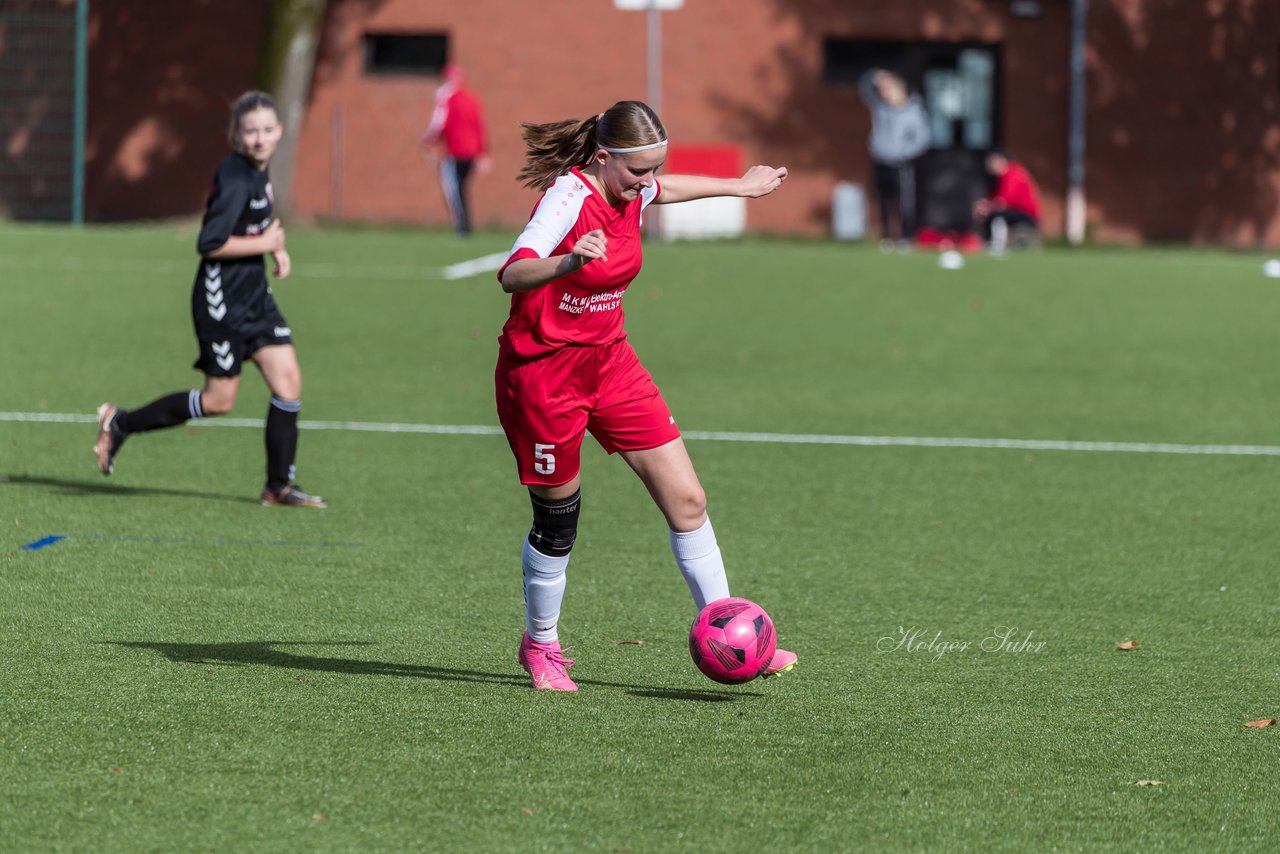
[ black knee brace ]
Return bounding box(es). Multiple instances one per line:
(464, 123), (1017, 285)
(528, 489), (580, 557)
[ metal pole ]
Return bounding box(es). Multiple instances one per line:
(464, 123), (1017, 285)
(72, 0), (88, 226)
(331, 104), (344, 220)
(646, 1), (661, 115)
(1065, 0), (1087, 245)
(645, 1), (662, 238)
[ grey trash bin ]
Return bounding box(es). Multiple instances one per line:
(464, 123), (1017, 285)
(832, 181), (866, 240)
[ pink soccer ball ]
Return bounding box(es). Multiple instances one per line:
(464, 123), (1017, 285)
(688, 597), (777, 684)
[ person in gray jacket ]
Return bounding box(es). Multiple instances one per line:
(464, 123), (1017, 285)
(859, 68), (931, 249)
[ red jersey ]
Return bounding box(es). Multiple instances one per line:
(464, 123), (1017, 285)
(497, 168), (661, 361)
(423, 84), (487, 160)
(992, 162), (1042, 221)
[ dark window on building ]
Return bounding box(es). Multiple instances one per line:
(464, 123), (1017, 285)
(363, 33), (447, 76)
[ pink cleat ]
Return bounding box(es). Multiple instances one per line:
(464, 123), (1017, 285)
(517, 632), (578, 692)
(761, 647), (797, 678)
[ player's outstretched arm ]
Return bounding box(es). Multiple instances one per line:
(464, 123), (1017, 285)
(656, 166), (787, 205)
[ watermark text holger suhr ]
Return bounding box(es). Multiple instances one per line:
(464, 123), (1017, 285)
(877, 626), (1047, 661)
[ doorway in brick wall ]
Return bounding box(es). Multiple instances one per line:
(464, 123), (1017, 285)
(825, 39), (1002, 232)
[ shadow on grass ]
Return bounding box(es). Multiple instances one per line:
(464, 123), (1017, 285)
(100, 639), (760, 700)
(626, 688), (742, 702)
(4, 474), (258, 505)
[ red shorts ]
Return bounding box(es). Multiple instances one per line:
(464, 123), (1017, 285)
(495, 338), (681, 486)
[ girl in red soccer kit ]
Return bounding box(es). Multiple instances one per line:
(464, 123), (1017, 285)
(497, 100), (796, 691)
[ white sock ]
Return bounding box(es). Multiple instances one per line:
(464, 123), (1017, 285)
(522, 538), (569, 643)
(991, 216), (1009, 253)
(669, 517), (731, 612)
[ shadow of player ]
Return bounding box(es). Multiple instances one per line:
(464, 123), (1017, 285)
(100, 639), (761, 700)
(5, 474), (258, 505)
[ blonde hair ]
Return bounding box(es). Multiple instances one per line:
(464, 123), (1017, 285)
(516, 100), (666, 191)
(228, 90), (279, 148)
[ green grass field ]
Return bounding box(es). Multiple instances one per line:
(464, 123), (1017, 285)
(3, 222), (1280, 852)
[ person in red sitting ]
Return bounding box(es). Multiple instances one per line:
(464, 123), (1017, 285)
(973, 149), (1042, 253)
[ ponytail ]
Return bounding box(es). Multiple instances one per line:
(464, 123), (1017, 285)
(515, 101), (667, 191)
(516, 117), (599, 191)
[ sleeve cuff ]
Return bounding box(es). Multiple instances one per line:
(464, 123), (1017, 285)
(497, 246), (541, 282)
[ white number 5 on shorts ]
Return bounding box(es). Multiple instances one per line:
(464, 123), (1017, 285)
(533, 443), (556, 475)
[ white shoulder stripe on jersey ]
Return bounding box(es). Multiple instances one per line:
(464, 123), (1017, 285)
(642, 180), (660, 210)
(509, 174), (593, 259)
(639, 179), (660, 227)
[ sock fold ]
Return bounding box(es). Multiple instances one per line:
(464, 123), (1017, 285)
(670, 517), (731, 612)
(523, 538), (570, 643)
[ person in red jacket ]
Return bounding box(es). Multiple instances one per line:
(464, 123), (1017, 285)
(973, 149), (1042, 252)
(421, 64), (490, 236)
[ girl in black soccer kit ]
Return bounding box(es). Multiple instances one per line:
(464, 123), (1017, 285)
(94, 91), (325, 508)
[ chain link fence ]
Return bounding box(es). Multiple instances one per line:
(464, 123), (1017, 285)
(0, 1), (84, 222)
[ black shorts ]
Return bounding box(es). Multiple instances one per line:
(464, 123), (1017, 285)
(191, 298), (292, 378)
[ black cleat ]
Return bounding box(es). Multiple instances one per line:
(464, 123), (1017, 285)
(261, 484), (327, 508)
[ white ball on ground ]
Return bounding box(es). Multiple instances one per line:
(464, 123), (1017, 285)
(938, 250), (965, 270)
(1263, 259), (1280, 279)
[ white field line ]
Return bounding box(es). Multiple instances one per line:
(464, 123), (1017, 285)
(442, 252), (510, 280)
(0, 254), (508, 281)
(4, 411), (1280, 457)
(0, 255), (448, 280)
(2, 248), (1268, 282)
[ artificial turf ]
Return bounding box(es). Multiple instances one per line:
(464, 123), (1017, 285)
(2, 223), (1279, 851)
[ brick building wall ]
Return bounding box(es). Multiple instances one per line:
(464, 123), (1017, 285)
(83, 0), (265, 221)
(38, 0), (1280, 244)
(1087, 0), (1279, 243)
(288, 0), (1279, 244)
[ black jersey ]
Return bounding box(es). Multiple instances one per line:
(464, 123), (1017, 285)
(192, 153), (274, 323)
(190, 153), (291, 377)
